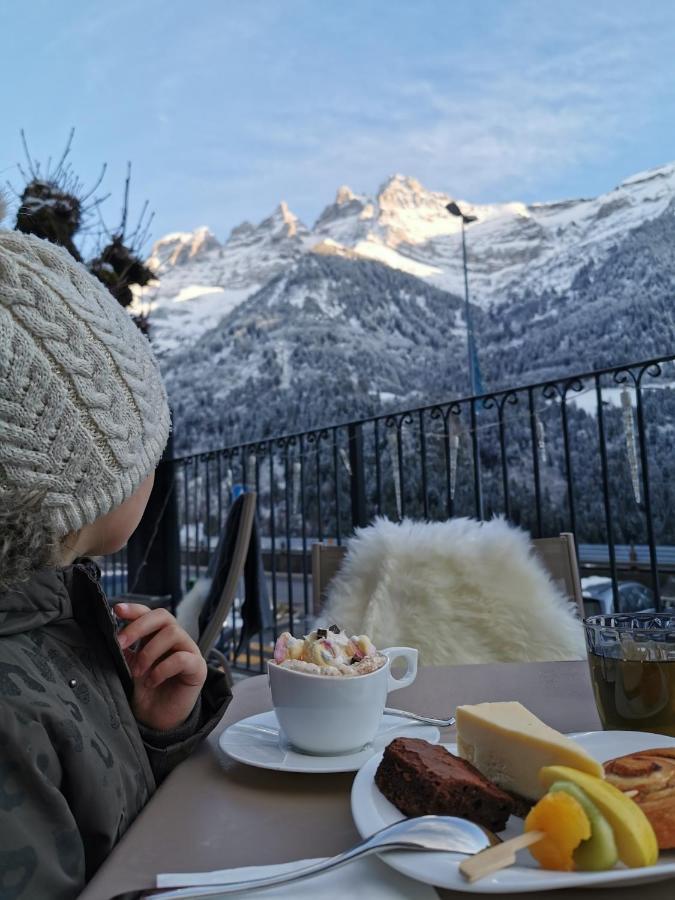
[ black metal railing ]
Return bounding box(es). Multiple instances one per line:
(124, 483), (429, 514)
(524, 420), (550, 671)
(103, 353), (675, 673)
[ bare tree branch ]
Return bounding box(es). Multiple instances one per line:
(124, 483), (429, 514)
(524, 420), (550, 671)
(20, 130), (37, 180)
(52, 127), (75, 181)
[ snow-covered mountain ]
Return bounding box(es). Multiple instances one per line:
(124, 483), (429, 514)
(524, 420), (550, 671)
(131, 162), (675, 453)
(133, 162), (675, 359)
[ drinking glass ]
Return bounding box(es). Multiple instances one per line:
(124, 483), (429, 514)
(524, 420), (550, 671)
(584, 614), (675, 737)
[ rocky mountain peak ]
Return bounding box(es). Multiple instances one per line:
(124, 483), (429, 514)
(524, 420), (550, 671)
(228, 220), (255, 240)
(147, 226), (219, 271)
(190, 226), (220, 255)
(377, 174), (433, 209)
(335, 184), (357, 204)
(314, 184), (369, 234)
(256, 201), (307, 239)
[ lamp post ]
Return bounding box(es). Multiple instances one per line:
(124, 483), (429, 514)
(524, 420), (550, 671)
(446, 201), (484, 519)
(446, 201), (481, 397)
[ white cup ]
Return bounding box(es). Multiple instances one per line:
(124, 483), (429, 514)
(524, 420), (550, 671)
(267, 647), (418, 755)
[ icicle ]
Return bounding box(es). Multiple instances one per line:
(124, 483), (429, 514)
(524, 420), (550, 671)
(338, 447), (352, 476)
(387, 430), (402, 520)
(449, 421), (460, 500)
(292, 460), (301, 515)
(621, 387), (641, 505)
(535, 413), (546, 464)
(247, 453), (256, 488)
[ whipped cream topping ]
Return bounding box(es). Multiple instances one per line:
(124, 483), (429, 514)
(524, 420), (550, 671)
(272, 626), (385, 676)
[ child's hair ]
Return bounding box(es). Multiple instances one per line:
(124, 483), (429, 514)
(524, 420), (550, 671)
(0, 491), (58, 592)
(0, 230), (170, 589)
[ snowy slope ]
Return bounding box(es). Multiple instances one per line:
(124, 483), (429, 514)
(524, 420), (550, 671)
(164, 253), (469, 452)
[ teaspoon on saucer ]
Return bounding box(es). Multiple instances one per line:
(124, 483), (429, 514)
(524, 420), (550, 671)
(384, 707), (455, 727)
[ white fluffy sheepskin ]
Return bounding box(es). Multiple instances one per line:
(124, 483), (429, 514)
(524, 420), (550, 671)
(322, 516), (585, 664)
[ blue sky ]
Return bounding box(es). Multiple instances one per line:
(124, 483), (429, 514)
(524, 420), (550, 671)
(2, 0), (675, 243)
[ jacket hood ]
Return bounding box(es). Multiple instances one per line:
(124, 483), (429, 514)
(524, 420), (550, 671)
(0, 566), (74, 635)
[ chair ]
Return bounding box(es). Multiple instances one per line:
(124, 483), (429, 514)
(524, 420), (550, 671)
(311, 543), (347, 617)
(530, 533), (583, 616)
(310, 517), (587, 664)
(312, 532), (584, 617)
(198, 491), (257, 654)
(175, 491), (258, 683)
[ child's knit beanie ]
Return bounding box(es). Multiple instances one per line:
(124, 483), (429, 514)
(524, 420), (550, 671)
(0, 230), (170, 539)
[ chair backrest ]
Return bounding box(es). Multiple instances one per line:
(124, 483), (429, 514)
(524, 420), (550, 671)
(531, 533), (583, 616)
(311, 531), (583, 616)
(197, 491), (257, 657)
(311, 543), (347, 615)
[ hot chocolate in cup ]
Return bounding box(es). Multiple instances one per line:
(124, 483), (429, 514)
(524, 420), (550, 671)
(268, 646), (418, 755)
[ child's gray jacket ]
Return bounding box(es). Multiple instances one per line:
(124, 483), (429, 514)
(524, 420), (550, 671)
(0, 560), (232, 899)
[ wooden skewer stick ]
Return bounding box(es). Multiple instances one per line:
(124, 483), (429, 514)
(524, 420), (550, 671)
(459, 830), (545, 883)
(461, 788), (643, 883)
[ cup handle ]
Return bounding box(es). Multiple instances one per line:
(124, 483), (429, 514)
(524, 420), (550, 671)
(382, 647), (418, 692)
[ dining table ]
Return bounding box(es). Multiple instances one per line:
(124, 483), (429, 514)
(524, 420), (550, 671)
(79, 660), (673, 900)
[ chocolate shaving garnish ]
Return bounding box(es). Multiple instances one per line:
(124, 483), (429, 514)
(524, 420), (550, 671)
(350, 656), (360, 665)
(316, 628), (327, 639)
(328, 624), (341, 634)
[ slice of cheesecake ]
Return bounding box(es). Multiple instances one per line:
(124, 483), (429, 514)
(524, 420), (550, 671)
(456, 701), (603, 802)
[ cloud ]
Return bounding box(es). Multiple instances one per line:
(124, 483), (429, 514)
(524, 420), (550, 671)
(209, 2), (675, 218)
(23, 0), (669, 237)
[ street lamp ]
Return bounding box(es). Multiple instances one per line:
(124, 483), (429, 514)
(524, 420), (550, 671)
(446, 201), (482, 397)
(446, 200), (484, 519)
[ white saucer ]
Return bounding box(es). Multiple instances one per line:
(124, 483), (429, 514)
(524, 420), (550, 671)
(218, 710), (441, 773)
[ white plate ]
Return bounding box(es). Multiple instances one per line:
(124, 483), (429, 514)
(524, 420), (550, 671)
(351, 730), (675, 893)
(218, 710), (441, 774)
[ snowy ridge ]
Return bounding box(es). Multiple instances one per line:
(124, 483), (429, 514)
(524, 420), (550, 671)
(133, 161), (675, 358)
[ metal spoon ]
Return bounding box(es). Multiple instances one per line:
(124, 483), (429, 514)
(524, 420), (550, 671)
(384, 707), (456, 727)
(110, 815), (497, 899)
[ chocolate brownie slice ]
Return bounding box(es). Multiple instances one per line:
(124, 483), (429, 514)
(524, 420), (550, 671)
(375, 737), (514, 832)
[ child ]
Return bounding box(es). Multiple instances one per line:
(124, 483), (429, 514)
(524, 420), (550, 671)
(0, 230), (232, 899)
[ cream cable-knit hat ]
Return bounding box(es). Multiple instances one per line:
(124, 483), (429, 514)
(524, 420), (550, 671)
(0, 230), (170, 538)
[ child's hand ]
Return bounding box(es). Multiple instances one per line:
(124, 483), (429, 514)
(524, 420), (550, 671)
(114, 602), (207, 732)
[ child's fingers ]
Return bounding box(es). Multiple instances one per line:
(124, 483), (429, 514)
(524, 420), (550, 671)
(113, 602), (152, 620)
(116, 607), (175, 649)
(145, 650), (206, 688)
(131, 625), (196, 678)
